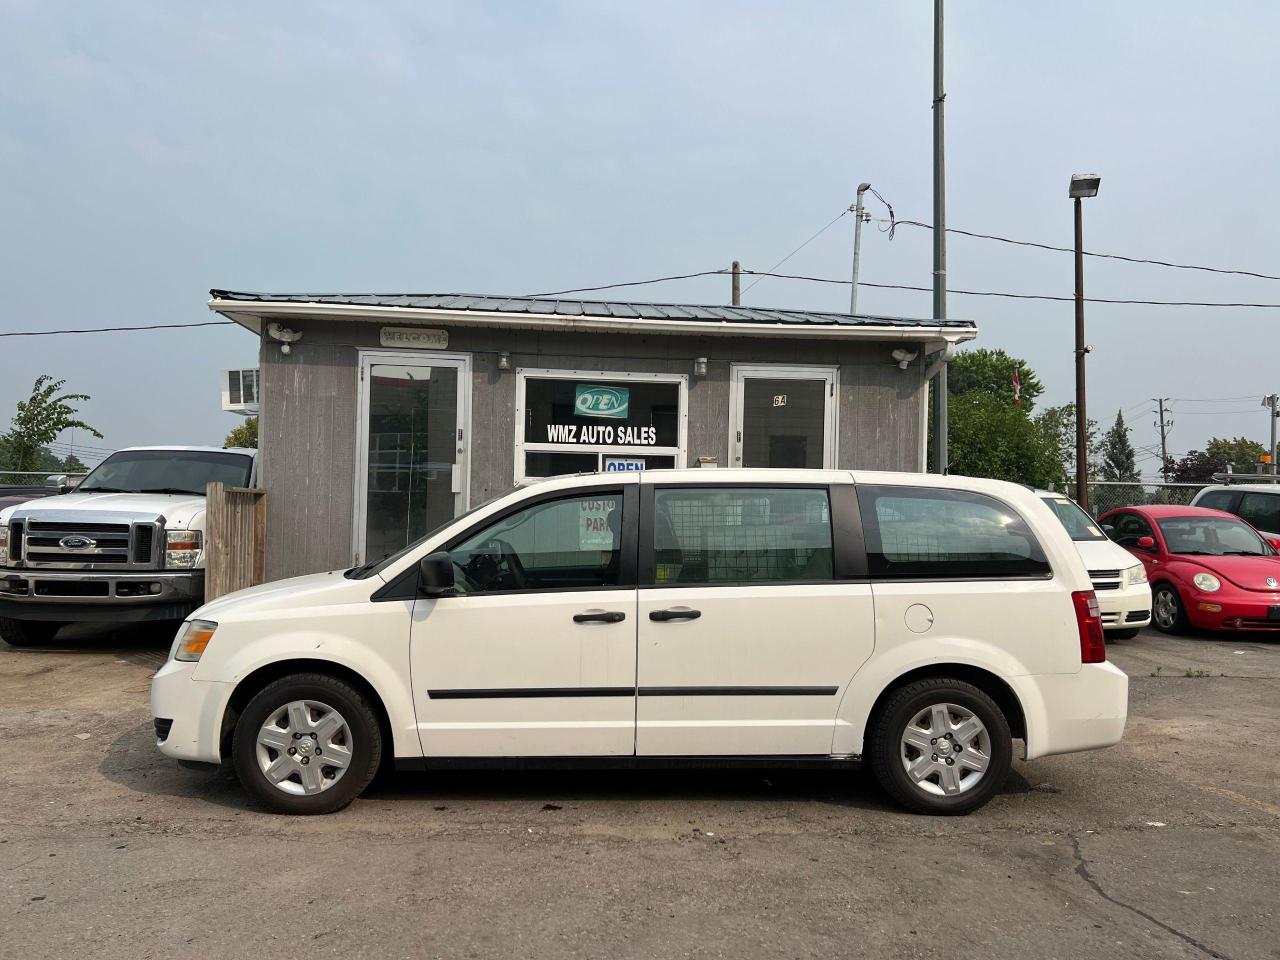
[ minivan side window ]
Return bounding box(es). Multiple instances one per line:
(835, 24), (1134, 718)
(857, 486), (1051, 579)
(448, 493), (624, 594)
(652, 487), (833, 585)
(1238, 492), (1280, 533)
(1195, 490), (1235, 512)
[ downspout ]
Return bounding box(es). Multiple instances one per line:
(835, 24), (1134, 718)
(920, 343), (955, 473)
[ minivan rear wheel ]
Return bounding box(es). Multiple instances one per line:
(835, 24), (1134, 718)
(232, 673), (382, 815)
(869, 678), (1012, 815)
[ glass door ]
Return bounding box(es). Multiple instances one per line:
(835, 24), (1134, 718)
(355, 352), (470, 565)
(729, 364), (838, 469)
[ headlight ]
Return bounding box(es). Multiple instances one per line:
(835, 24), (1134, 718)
(165, 529), (202, 568)
(1124, 564), (1148, 586)
(0, 524), (7, 565)
(1192, 572), (1221, 593)
(170, 619), (217, 662)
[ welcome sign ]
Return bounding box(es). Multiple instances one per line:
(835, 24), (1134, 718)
(574, 384), (629, 419)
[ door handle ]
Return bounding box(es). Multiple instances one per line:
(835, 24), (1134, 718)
(573, 611), (626, 624)
(649, 608), (702, 622)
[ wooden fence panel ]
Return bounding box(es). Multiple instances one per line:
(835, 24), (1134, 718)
(205, 482), (267, 601)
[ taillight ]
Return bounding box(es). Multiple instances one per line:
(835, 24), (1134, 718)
(1072, 590), (1106, 664)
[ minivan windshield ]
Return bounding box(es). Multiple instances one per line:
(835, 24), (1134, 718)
(1043, 496), (1107, 542)
(1156, 516), (1273, 557)
(78, 450), (253, 496)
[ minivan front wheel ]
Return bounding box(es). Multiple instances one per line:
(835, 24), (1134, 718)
(232, 673), (382, 814)
(869, 678), (1012, 815)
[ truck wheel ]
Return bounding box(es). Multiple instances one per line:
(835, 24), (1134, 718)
(232, 673), (382, 815)
(869, 678), (1012, 816)
(0, 618), (63, 647)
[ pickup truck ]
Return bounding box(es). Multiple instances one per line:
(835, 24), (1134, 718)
(0, 446), (257, 646)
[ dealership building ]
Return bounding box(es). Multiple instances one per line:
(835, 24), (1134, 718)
(210, 290), (977, 581)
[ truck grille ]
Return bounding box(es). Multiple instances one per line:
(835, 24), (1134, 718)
(20, 520), (160, 570)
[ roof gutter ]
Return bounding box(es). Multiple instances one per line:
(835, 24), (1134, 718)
(208, 299), (977, 346)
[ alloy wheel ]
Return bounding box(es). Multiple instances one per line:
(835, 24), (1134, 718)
(1153, 588), (1179, 630)
(899, 702), (992, 797)
(255, 699), (353, 796)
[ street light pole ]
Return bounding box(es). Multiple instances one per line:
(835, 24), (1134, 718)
(1264, 393), (1279, 483)
(1069, 173), (1101, 510)
(931, 0), (948, 474)
(849, 182), (871, 314)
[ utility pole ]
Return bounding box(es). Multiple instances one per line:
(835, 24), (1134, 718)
(1153, 398), (1172, 480)
(849, 183), (871, 314)
(930, 0), (948, 474)
(1264, 394), (1279, 483)
(731, 261), (741, 306)
(1068, 173), (1101, 509)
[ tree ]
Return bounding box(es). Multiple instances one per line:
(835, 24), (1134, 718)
(1034, 403), (1101, 480)
(1205, 436), (1267, 475)
(1098, 410), (1140, 482)
(948, 391), (1064, 487)
(1164, 450), (1220, 484)
(224, 416), (258, 449)
(60, 452), (87, 473)
(2, 376), (102, 473)
(948, 348), (1044, 411)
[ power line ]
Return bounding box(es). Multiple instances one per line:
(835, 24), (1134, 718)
(887, 219), (1280, 281)
(528, 271), (727, 298)
(1168, 395), (1260, 403)
(741, 210), (849, 295)
(0, 320), (237, 338)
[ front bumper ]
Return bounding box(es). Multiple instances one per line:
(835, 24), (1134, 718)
(1184, 592), (1280, 631)
(151, 658), (233, 763)
(1097, 579), (1152, 632)
(0, 569), (202, 622)
(1016, 662), (1129, 760)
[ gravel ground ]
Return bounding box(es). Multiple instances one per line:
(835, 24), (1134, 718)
(1, 625), (1277, 960)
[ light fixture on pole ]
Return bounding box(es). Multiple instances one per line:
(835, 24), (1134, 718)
(849, 182), (872, 314)
(1069, 173), (1101, 509)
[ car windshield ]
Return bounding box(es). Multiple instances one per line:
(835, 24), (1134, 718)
(78, 450), (253, 496)
(1043, 496), (1107, 542)
(1156, 516), (1272, 557)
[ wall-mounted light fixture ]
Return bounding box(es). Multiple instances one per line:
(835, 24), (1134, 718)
(265, 321), (302, 356)
(891, 348), (918, 370)
(497, 351), (511, 371)
(693, 357), (709, 377)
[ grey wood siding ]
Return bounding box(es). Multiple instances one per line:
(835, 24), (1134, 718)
(258, 319), (927, 580)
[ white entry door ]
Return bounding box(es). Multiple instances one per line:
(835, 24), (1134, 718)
(729, 364), (838, 469)
(354, 351), (471, 565)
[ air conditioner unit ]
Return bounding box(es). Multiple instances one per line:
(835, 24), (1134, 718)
(221, 368), (260, 416)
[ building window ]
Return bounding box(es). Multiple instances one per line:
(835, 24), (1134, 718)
(516, 370), (687, 481)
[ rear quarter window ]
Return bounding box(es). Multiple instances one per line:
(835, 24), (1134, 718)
(1238, 492), (1280, 533)
(856, 485), (1052, 579)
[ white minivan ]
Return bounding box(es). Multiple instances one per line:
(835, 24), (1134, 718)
(152, 469), (1128, 816)
(1038, 492), (1152, 638)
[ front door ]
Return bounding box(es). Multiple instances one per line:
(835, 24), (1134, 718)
(355, 352), (470, 565)
(729, 364), (838, 469)
(410, 482), (639, 757)
(635, 482), (875, 756)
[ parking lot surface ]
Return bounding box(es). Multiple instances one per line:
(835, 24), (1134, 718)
(1, 626), (1277, 960)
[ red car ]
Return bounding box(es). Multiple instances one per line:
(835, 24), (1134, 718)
(1099, 505), (1280, 634)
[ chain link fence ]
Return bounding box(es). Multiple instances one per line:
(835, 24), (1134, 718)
(1055, 480), (1206, 517)
(0, 470), (87, 490)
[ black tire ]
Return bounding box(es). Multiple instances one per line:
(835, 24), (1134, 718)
(869, 678), (1013, 816)
(232, 673), (382, 815)
(1108, 628), (1140, 640)
(1151, 583), (1188, 635)
(0, 618), (63, 647)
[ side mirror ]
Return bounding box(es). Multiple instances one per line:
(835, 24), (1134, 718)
(1136, 536), (1156, 550)
(44, 474), (71, 494)
(1101, 524), (1116, 536)
(418, 551), (455, 596)
(1266, 536), (1280, 553)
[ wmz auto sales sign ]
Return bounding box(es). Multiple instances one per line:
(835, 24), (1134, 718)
(544, 423), (658, 445)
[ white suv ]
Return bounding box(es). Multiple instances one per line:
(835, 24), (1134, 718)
(1190, 484), (1280, 541)
(151, 469), (1128, 816)
(1038, 492), (1152, 638)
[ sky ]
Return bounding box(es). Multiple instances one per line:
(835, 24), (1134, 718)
(1, 0), (1278, 477)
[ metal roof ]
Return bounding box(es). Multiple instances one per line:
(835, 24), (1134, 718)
(209, 290), (975, 331)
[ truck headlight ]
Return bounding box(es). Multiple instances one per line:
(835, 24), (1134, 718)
(1124, 564), (1147, 586)
(1192, 572), (1221, 593)
(0, 525), (7, 565)
(165, 530), (202, 569)
(171, 619), (217, 662)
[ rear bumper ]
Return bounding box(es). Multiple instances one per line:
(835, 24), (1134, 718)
(1016, 662), (1129, 760)
(151, 658), (233, 763)
(0, 570), (202, 622)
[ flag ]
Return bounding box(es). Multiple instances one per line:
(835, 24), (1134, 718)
(1012, 369), (1022, 406)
